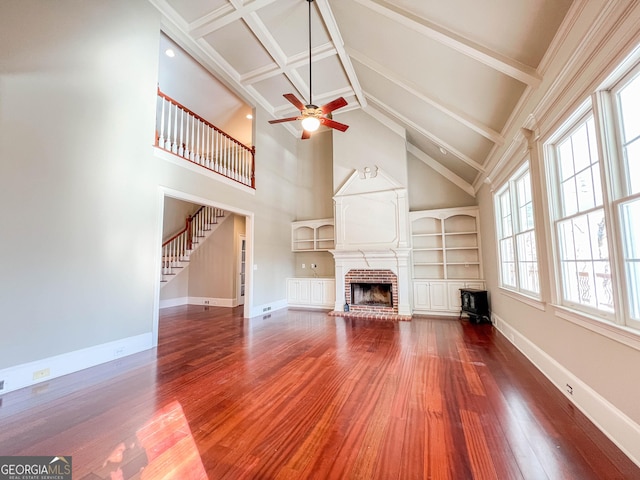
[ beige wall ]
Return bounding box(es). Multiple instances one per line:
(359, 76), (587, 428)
(0, 0), (300, 370)
(162, 197), (200, 241)
(188, 215), (235, 299)
(332, 109), (408, 191)
(407, 154), (476, 211)
(0, 0), (161, 368)
(296, 131), (334, 220)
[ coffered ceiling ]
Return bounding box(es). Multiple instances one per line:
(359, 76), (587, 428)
(150, 0), (575, 191)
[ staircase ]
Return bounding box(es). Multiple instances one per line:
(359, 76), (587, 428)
(161, 206), (226, 286)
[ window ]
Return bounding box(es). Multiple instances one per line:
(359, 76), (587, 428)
(614, 68), (640, 323)
(545, 61), (640, 327)
(553, 114), (613, 313)
(495, 163), (539, 296)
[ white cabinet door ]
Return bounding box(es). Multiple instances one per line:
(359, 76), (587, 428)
(429, 281), (449, 311)
(413, 282), (432, 310)
(299, 280), (311, 303)
(311, 280), (324, 305)
(287, 279), (300, 303)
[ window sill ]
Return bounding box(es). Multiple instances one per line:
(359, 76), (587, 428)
(499, 287), (546, 311)
(553, 305), (640, 352)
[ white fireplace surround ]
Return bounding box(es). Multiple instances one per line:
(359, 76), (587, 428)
(331, 166), (412, 316)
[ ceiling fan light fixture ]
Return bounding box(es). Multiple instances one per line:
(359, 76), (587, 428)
(301, 115), (320, 132)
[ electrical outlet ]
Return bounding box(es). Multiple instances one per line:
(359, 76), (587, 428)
(32, 368), (50, 381)
(311, 263), (317, 268)
(566, 383), (573, 395)
(204, 300), (210, 305)
(302, 263), (306, 268)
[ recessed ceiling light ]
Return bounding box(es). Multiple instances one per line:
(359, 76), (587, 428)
(165, 49), (175, 58)
(246, 114), (253, 119)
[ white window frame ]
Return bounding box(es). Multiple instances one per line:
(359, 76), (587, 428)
(544, 58), (640, 331)
(610, 64), (640, 327)
(494, 162), (540, 298)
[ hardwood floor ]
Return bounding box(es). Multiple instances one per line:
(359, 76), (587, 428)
(0, 306), (638, 479)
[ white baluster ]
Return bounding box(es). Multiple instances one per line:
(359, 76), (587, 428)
(158, 97), (166, 148)
(201, 121), (206, 166)
(164, 101), (172, 150)
(171, 104), (178, 154)
(234, 145), (239, 180)
(214, 131), (220, 172)
(178, 108), (184, 157)
(189, 114), (195, 161)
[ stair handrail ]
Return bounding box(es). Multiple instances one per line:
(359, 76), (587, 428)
(161, 207), (224, 278)
(162, 206), (205, 249)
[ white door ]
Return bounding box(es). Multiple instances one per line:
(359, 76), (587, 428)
(236, 234), (246, 306)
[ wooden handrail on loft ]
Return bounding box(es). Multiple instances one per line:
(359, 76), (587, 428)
(155, 88), (255, 189)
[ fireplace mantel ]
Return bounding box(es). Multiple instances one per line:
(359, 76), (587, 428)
(330, 166), (412, 318)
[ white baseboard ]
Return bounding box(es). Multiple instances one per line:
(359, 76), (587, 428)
(288, 303), (334, 311)
(159, 296), (189, 308)
(159, 297), (236, 309)
(250, 299), (288, 318)
(493, 314), (640, 468)
(0, 333), (153, 395)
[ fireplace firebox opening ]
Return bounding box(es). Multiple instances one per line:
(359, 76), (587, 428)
(351, 282), (393, 307)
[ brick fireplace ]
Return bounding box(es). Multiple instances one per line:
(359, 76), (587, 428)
(345, 269), (397, 315)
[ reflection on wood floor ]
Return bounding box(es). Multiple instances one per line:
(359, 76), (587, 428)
(0, 305), (637, 479)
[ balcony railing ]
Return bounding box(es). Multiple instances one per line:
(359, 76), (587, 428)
(155, 88), (255, 189)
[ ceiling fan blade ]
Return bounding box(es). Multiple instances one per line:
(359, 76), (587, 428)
(320, 97), (347, 114)
(283, 93), (306, 111)
(301, 129), (311, 140)
(268, 116), (301, 124)
(320, 117), (349, 132)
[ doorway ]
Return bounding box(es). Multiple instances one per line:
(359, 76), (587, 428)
(237, 234), (246, 306)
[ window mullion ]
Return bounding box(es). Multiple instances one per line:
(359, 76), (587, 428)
(593, 90), (626, 324)
(510, 178), (522, 291)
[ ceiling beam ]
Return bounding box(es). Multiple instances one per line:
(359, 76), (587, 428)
(366, 94), (485, 173)
(316, 0), (367, 108)
(352, 0), (542, 88)
(348, 47), (505, 146)
(241, 43), (338, 85)
(188, 0), (280, 39)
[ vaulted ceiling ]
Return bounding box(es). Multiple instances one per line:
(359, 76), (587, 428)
(150, 0), (575, 191)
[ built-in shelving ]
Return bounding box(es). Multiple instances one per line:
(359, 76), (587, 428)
(291, 218), (335, 252)
(410, 207), (484, 315)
